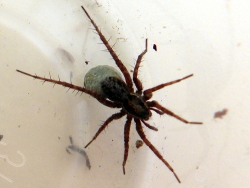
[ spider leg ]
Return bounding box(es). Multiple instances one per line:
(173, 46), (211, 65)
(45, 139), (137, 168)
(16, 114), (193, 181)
(85, 110), (126, 148)
(16, 70), (120, 108)
(133, 39), (148, 93)
(141, 120), (158, 131)
(134, 118), (181, 183)
(81, 6), (133, 90)
(147, 101), (202, 124)
(149, 107), (164, 115)
(143, 74), (193, 99)
(122, 115), (132, 174)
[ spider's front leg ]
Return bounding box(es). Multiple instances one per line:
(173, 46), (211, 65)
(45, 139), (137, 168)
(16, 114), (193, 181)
(147, 101), (202, 125)
(133, 39), (148, 93)
(143, 74), (194, 100)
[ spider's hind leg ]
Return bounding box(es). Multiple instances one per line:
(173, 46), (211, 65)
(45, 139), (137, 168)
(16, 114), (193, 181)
(85, 110), (126, 148)
(134, 118), (181, 183)
(16, 69), (119, 108)
(122, 116), (132, 174)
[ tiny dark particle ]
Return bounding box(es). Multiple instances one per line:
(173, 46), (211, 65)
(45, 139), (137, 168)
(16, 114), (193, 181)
(214, 109), (228, 119)
(69, 136), (73, 144)
(153, 44), (157, 51)
(58, 48), (75, 63)
(136, 140), (143, 149)
(0, 135), (3, 141)
(66, 148), (71, 154)
(85, 61), (89, 65)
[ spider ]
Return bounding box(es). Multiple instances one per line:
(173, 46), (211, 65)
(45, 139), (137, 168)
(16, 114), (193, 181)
(16, 6), (202, 183)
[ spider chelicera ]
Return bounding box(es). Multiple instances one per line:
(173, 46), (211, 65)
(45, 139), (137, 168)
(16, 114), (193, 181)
(16, 6), (202, 183)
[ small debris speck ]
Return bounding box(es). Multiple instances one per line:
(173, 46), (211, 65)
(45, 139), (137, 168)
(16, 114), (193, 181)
(66, 136), (91, 169)
(214, 109), (228, 119)
(136, 140), (143, 149)
(153, 44), (157, 51)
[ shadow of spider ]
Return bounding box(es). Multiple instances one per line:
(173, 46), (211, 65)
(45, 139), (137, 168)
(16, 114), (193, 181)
(16, 5), (202, 183)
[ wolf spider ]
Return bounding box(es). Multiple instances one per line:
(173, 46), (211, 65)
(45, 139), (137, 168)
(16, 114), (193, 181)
(16, 6), (202, 183)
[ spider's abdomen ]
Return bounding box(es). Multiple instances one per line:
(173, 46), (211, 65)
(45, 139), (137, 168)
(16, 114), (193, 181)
(84, 65), (123, 98)
(101, 77), (130, 103)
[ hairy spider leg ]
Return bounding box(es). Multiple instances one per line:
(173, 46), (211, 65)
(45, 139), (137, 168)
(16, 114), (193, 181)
(134, 118), (181, 183)
(81, 6), (133, 91)
(16, 70), (119, 108)
(133, 39), (148, 93)
(143, 74), (193, 99)
(147, 101), (203, 125)
(122, 116), (132, 174)
(85, 110), (126, 148)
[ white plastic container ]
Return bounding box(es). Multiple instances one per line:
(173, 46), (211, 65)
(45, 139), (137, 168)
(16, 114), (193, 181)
(1, 1), (250, 188)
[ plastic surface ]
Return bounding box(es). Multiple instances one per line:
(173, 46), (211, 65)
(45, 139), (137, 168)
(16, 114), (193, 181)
(1, 0), (250, 187)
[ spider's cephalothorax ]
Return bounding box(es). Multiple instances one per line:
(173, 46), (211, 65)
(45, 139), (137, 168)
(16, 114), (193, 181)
(16, 6), (203, 184)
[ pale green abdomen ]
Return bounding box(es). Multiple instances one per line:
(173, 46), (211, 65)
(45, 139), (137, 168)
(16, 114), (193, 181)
(84, 65), (123, 97)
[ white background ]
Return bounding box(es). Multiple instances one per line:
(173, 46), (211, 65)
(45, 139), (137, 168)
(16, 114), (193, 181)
(0, 0), (250, 187)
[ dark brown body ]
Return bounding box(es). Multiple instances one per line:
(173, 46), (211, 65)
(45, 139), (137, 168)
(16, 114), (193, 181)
(101, 77), (151, 120)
